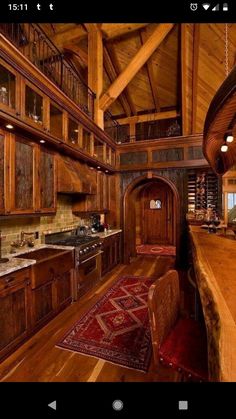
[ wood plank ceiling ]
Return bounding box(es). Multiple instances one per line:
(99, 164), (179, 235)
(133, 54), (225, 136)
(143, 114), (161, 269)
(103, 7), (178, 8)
(40, 23), (236, 134)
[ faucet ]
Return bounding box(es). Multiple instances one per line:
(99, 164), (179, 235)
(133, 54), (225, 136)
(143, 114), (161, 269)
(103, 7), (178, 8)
(20, 231), (36, 247)
(10, 231), (36, 252)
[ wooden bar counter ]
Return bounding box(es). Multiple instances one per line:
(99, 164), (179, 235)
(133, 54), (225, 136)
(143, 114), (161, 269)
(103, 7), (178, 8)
(189, 225), (236, 381)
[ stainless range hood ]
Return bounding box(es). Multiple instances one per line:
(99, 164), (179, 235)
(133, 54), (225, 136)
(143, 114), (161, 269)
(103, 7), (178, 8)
(57, 155), (96, 194)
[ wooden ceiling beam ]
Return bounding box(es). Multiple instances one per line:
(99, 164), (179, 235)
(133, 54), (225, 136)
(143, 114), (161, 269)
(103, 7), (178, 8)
(105, 43), (136, 116)
(115, 110), (180, 125)
(99, 23), (175, 112)
(104, 45), (132, 117)
(87, 26), (104, 128)
(49, 25), (87, 48)
(63, 44), (88, 68)
(191, 24), (200, 134)
(101, 23), (149, 40)
(140, 28), (160, 112)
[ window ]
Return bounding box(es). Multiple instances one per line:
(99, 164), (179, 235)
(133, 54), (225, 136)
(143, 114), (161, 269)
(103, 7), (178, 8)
(150, 199), (162, 209)
(68, 118), (78, 145)
(227, 193), (236, 223)
(25, 86), (43, 125)
(0, 63), (16, 109)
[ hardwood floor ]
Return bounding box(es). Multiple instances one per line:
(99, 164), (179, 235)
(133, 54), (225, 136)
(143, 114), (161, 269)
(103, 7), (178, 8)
(0, 255), (181, 382)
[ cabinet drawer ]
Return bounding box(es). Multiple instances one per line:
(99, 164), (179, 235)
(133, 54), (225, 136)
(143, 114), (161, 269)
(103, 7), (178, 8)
(0, 268), (31, 292)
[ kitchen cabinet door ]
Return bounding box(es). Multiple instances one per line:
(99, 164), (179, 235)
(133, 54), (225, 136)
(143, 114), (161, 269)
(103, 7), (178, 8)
(9, 135), (36, 214)
(101, 237), (111, 276)
(0, 59), (20, 117)
(0, 131), (7, 214)
(56, 271), (72, 311)
(31, 281), (56, 329)
(38, 148), (56, 213)
(22, 82), (48, 131)
(0, 268), (31, 360)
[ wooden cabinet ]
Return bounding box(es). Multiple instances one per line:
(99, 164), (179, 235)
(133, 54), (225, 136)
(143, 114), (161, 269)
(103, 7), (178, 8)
(31, 250), (73, 330)
(0, 131), (56, 215)
(32, 281), (55, 328)
(22, 80), (48, 131)
(9, 135), (36, 214)
(101, 233), (121, 276)
(38, 147), (56, 213)
(0, 268), (31, 360)
(73, 171), (111, 214)
(0, 59), (20, 117)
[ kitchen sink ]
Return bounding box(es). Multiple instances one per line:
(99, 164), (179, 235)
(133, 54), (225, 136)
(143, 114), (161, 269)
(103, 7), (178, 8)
(14, 247), (68, 262)
(14, 247), (74, 289)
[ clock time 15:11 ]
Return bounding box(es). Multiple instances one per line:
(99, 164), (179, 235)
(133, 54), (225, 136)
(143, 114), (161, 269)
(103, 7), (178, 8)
(8, 4), (28, 10)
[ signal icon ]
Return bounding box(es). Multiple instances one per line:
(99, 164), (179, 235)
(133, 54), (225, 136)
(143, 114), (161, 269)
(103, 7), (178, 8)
(202, 3), (210, 9)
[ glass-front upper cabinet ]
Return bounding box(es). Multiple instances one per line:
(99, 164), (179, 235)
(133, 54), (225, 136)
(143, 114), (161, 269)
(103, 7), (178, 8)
(0, 60), (17, 114)
(111, 148), (116, 167)
(50, 103), (63, 139)
(25, 84), (43, 127)
(82, 129), (91, 154)
(106, 145), (111, 165)
(94, 138), (104, 162)
(68, 116), (79, 146)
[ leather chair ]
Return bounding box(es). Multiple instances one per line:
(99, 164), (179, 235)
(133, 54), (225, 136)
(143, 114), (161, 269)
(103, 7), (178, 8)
(148, 270), (208, 381)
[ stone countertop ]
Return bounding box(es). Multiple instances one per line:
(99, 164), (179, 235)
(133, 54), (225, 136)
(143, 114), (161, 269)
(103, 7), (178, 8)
(0, 244), (75, 278)
(189, 225), (236, 382)
(91, 229), (122, 239)
(0, 258), (36, 277)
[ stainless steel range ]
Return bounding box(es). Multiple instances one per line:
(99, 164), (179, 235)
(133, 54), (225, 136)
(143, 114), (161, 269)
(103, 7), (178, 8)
(45, 231), (102, 299)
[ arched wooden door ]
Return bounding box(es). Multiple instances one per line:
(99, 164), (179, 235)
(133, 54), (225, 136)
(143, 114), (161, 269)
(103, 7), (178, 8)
(141, 182), (174, 245)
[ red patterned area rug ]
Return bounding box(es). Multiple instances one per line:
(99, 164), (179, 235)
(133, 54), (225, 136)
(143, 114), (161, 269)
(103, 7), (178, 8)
(57, 276), (155, 372)
(136, 244), (176, 257)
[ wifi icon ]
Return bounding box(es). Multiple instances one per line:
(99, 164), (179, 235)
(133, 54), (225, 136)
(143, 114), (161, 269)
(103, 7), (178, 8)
(202, 3), (211, 9)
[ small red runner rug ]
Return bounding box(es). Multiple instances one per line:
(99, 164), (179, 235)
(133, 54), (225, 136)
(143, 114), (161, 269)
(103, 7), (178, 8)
(57, 276), (155, 372)
(136, 244), (176, 256)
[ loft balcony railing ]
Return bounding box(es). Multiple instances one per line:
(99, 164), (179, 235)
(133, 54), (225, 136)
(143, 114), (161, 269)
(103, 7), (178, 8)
(105, 116), (182, 143)
(0, 23), (95, 119)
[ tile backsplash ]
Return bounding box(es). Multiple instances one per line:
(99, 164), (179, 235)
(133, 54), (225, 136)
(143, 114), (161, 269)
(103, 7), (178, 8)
(0, 195), (81, 256)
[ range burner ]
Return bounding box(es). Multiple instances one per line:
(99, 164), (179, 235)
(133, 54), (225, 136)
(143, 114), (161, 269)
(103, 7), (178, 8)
(55, 235), (100, 246)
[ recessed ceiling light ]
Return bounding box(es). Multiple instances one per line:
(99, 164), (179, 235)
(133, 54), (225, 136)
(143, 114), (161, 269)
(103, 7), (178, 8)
(40, 139), (46, 143)
(226, 134), (234, 143)
(97, 166), (100, 169)
(74, 129), (79, 133)
(5, 124), (14, 129)
(105, 170), (109, 173)
(221, 144), (228, 152)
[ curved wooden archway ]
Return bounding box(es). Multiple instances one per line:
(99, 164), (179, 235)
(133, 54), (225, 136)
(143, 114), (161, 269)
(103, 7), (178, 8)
(123, 174), (180, 264)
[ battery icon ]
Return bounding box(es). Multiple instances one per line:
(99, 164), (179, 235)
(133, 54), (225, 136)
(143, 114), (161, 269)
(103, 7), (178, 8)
(223, 3), (228, 10)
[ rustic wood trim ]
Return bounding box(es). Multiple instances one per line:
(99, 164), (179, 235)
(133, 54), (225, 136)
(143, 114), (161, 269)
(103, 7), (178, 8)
(105, 43), (136, 116)
(140, 28), (160, 112)
(101, 23), (149, 40)
(191, 24), (200, 134)
(99, 24), (175, 111)
(116, 110), (180, 125)
(103, 45), (132, 117)
(181, 24), (187, 136)
(87, 26), (104, 129)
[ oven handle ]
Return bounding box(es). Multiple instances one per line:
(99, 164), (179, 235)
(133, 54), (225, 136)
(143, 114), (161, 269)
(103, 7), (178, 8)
(77, 251), (103, 266)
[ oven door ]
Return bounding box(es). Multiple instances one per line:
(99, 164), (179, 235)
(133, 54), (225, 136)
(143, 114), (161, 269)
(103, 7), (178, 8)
(75, 251), (102, 299)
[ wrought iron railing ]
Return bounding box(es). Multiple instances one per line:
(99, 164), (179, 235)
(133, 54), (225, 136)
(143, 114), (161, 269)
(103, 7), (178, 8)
(0, 23), (95, 119)
(104, 116), (182, 143)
